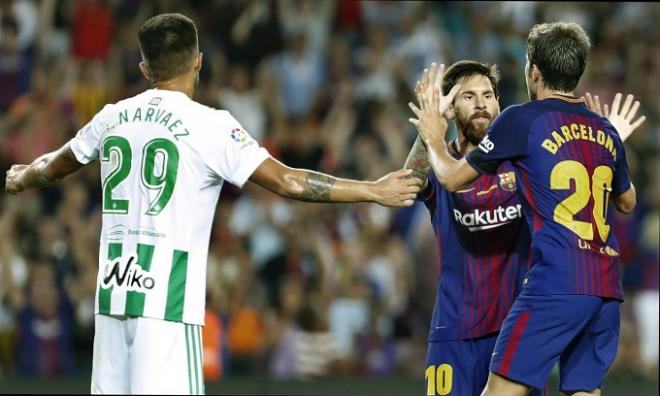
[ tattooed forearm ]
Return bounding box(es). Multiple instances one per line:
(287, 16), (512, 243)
(404, 136), (431, 186)
(300, 172), (336, 202)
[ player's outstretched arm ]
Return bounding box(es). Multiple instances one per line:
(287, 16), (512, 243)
(409, 82), (479, 192)
(583, 92), (641, 215)
(403, 136), (431, 191)
(5, 143), (85, 194)
(613, 184), (636, 214)
(249, 157), (421, 207)
(583, 92), (646, 142)
(402, 64), (445, 192)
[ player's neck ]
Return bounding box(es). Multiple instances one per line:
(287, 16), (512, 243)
(454, 134), (475, 156)
(152, 75), (195, 98)
(536, 85), (575, 100)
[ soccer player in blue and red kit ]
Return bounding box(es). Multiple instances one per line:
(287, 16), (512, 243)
(410, 22), (644, 396)
(404, 61), (546, 396)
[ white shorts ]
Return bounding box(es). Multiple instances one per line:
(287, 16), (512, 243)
(91, 314), (205, 394)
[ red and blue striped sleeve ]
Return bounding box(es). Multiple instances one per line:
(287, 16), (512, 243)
(466, 106), (530, 175)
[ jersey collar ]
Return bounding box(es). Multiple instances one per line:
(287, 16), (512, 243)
(546, 93), (584, 104)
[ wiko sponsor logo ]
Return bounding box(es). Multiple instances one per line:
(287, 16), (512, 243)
(453, 204), (522, 231)
(478, 135), (494, 153)
(101, 255), (155, 291)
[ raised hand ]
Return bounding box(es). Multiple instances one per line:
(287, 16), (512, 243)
(584, 92), (646, 142)
(414, 63), (460, 117)
(408, 81), (461, 145)
(418, 63), (443, 105)
(584, 92), (605, 115)
(371, 169), (422, 207)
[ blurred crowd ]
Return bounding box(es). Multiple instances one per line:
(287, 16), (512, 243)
(0, 0), (658, 384)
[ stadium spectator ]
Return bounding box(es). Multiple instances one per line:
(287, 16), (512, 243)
(0, 3), (656, 393)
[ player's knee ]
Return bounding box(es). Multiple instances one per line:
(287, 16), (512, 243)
(480, 372), (529, 396)
(560, 390), (601, 396)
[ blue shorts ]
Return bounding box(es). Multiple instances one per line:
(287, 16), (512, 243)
(490, 294), (620, 392)
(425, 334), (547, 395)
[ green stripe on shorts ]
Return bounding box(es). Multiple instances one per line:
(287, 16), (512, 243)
(191, 324), (200, 394)
(186, 324), (193, 395)
(199, 326), (205, 394)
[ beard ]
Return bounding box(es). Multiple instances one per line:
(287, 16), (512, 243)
(456, 111), (492, 146)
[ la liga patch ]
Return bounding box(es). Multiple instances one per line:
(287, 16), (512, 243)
(230, 128), (248, 143)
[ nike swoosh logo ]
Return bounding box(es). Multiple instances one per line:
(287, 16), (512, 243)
(467, 220), (514, 232)
(476, 184), (498, 196)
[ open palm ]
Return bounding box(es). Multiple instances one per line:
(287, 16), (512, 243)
(414, 63), (460, 117)
(583, 92), (646, 142)
(408, 64), (461, 144)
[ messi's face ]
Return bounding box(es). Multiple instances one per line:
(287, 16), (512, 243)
(451, 75), (500, 145)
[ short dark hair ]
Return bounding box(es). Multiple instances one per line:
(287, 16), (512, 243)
(138, 13), (198, 82)
(527, 22), (590, 92)
(442, 60), (500, 99)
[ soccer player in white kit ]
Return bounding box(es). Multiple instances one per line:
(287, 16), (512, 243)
(4, 13), (422, 394)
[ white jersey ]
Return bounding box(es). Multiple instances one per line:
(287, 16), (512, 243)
(69, 89), (270, 325)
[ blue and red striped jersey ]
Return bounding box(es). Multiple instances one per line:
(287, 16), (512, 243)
(422, 144), (532, 340)
(467, 96), (631, 301)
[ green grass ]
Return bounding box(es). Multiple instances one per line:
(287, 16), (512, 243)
(0, 374), (657, 395)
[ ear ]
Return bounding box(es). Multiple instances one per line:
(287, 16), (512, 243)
(194, 52), (203, 72)
(531, 64), (541, 84)
(139, 62), (152, 81)
(445, 103), (456, 120)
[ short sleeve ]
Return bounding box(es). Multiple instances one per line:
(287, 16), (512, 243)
(417, 169), (436, 202)
(206, 111), (270, 188)
(611, 131), (632, 195)
(466, 106), (529, 175)
(69, 104), (115, 164)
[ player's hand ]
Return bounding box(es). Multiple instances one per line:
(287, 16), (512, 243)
(583, 92), (646, 142)
(371, 169), (422, 207)
(415, 63), (459, 117)
(418, 63), (443, 106)
(5, 164), (28, 194)
(408, 83), (461, 145)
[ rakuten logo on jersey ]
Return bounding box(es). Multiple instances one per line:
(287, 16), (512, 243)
(453, 204), (522, 231)
(478, 135), (494, 153)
